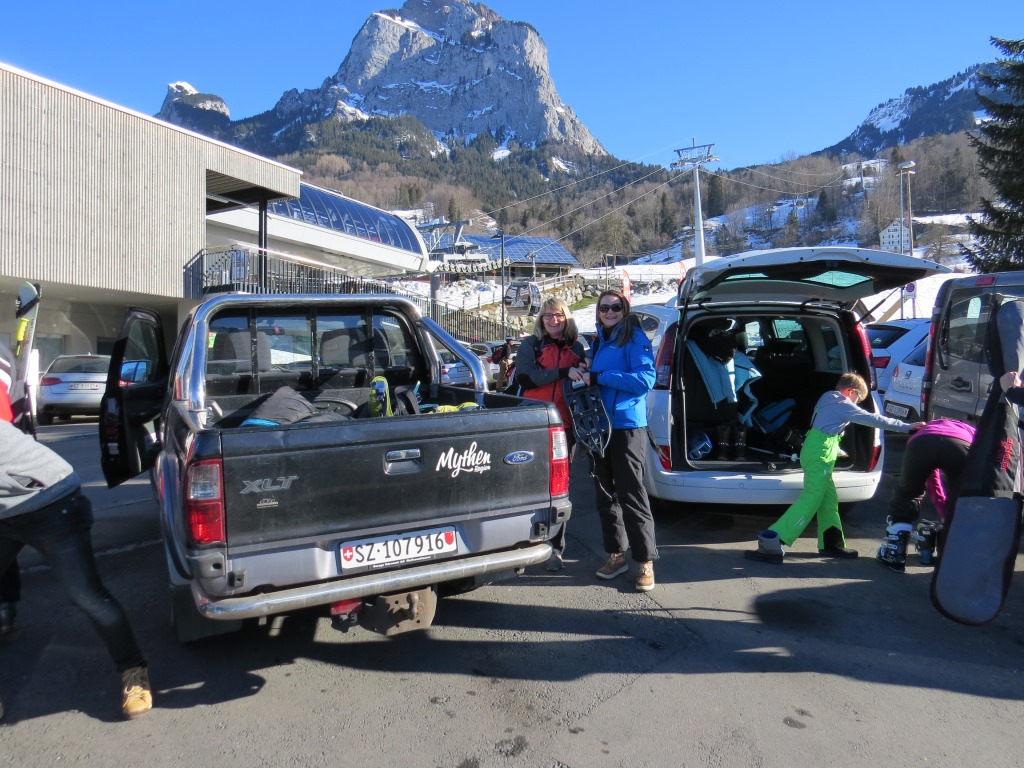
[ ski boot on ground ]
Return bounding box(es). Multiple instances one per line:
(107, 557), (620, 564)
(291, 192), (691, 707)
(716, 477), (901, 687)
(911, 519), (941, 566)
(876, 519), (913, 573)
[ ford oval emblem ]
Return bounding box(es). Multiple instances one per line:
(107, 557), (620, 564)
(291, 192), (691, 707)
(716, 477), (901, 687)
(504, 450), (535, 465)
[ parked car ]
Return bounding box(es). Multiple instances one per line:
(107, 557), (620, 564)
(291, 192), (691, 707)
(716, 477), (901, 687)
(925, 271), (1024, 424)
(465, 340), (519, 388)
(632, 304), (680, 356)
(881, 338), (928, 424)
(866, 318), (930, 394)
(36, 353), (111, 424)
(438, 349), (474, 386)
(644, 246), (949, 508)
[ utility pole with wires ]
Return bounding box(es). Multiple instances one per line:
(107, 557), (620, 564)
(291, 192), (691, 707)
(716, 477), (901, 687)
(672, 140), (718, 267)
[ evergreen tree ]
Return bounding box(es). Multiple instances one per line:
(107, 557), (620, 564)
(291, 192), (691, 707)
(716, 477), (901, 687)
(658, 192), (676, 237)
(779, 208), (801, 246)
(965, 38), (1024, 272)
(704, 173), (726, 218)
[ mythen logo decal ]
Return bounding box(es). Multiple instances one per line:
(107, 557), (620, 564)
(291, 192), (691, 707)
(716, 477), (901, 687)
(436, 442), (492, 478)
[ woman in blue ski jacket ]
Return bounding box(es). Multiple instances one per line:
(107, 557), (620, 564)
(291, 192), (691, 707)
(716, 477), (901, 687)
(571, 288), (659, 592)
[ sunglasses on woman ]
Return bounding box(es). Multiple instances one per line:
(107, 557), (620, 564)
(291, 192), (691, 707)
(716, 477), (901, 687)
(598, 303), (624, 313)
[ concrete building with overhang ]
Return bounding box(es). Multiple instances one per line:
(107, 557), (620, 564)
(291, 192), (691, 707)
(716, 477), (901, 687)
(0, 63), (431, 370)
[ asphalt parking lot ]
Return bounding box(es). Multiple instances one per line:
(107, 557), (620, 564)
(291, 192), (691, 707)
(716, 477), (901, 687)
(2, 423), (1024, 768)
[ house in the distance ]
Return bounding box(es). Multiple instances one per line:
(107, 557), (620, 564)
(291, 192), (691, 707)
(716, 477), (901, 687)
(880, 220), (911, 254)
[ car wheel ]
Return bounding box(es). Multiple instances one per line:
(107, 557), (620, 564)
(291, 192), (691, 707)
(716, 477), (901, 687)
(37, 412), (53, 426)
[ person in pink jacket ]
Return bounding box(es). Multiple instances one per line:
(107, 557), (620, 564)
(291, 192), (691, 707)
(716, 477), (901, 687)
(876, 418), (976, 572)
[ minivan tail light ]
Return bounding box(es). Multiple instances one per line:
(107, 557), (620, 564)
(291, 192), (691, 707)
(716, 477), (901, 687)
(871, 354), (890, 370)
(549, 427), (570, 497)
(185, 459), (225, 546)
(653, 323), (678, 390)
(921, 324), (938, 419)
(869, 441), (883, 472)
(856, 323), (877, 390)
(656, 443), (671, 470)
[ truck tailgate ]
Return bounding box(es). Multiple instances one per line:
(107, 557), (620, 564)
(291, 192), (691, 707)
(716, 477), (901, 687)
(219, 405), (557, 547)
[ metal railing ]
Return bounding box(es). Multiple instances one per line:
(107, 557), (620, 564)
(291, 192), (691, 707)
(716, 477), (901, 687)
(184, 246), (511, 342)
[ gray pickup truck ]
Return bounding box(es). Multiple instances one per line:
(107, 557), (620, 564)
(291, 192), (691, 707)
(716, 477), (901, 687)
(99, 294), (570, 642)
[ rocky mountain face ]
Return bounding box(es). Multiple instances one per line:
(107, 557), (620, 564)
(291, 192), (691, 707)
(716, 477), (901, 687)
(157, 0), (604, 157)
(822, 65), (995, 159)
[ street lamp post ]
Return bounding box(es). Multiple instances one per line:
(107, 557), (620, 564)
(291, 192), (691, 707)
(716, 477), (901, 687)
(898, 160), (916, 319)
(898, 161), (917, 255)
(492, 228), (506, 330)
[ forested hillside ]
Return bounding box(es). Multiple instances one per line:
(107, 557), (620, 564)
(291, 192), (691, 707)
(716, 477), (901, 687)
(277, 113), (990, 265)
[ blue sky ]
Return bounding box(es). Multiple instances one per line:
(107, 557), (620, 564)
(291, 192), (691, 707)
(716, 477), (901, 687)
(2, 1), (1021, 169)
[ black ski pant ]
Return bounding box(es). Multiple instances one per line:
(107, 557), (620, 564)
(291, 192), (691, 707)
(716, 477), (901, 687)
(889, 433), (971, 524)
(0, 559), (19, 603)
(590, 428), (658, 562)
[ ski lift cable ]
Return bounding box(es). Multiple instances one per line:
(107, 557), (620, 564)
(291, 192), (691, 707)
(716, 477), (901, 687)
(520, 173), (682, 260)
(483, 156), (670, 219)
(488, 165), (669, 251)
(704, 167), (845, 196)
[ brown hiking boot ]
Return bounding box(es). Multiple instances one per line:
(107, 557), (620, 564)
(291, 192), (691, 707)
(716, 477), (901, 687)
(635, 561), (655, 592)
(121, 665), (152, 719)
(595, 552), (627, 580)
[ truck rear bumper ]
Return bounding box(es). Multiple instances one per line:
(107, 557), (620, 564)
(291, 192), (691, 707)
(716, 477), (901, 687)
(192, 542), (553, 621)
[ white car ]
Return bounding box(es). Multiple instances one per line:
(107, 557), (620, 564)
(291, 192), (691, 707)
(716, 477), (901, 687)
(632, 304), (679, 357)
(644, 246), (949, 508)
(866, 318), (930, 394)
(881, 339), (928, 424)
(437, 350), (474, 386)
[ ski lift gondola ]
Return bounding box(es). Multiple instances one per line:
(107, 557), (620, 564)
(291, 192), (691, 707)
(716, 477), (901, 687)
(504, 279), (543, 317)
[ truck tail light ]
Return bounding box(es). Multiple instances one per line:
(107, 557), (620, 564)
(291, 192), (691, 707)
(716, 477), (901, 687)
(549, 427), (570, 497)
(185, 458), (225, 546)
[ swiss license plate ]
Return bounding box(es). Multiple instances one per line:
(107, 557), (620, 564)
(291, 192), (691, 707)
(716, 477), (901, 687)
(885, 402), (909, 418)
(339, 526), (458, 573)
(68, 382), (100, 390)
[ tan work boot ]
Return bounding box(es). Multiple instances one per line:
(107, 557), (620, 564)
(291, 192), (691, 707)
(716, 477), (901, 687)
(595, 552), (627, 580)
(636, 561), (655, 592)
(121, 665), (152, 719)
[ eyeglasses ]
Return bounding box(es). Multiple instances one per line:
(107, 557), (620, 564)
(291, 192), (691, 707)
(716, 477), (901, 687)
(542, 313), (565, 321)
(598, 303), (624, 313)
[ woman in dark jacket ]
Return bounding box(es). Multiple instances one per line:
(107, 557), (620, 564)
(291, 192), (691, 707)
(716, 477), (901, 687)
(515, 296), (587, 571)
(572, 289), (659, 591)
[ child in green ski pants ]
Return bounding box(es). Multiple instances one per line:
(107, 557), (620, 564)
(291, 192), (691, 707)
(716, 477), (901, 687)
(745, 373), (924, 563)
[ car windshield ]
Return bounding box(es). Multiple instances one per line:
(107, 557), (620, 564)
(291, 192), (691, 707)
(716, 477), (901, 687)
(48, 357), (110, 374)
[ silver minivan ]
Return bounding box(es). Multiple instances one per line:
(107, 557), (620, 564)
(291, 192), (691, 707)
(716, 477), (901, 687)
(924, 272), (1024, 423)
(645, 246), (949, 508)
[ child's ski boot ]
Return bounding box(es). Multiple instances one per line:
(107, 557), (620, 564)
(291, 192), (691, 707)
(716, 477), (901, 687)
(876, 518), (913, 573)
